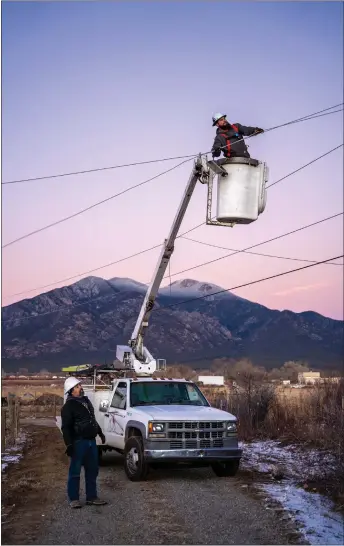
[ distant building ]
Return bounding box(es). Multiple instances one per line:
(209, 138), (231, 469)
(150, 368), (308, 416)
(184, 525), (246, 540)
(298, 371), (321, 385)
(323, 377), (342, 384)
(282, 380), (291, 386)
(198, 375), (224, 386)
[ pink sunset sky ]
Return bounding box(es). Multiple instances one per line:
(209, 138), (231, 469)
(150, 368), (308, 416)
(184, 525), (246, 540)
(1, 1), (343, 320)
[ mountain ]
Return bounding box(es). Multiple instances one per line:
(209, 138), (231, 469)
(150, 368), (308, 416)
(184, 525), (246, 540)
(1, 276), (343, 372)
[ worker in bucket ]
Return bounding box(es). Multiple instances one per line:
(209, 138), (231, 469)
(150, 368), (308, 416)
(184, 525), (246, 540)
(211, 113), (264, 160)
(61, 377), (107, 509)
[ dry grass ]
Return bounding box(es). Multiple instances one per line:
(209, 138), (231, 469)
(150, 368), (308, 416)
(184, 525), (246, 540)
(2, 383), (63, 399)
(1, 425), (67, 545)
(206, 380), (344, 501)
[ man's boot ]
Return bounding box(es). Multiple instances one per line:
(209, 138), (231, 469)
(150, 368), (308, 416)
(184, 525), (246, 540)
(70, 500), (82, 509)
(86, 498), (108, 506)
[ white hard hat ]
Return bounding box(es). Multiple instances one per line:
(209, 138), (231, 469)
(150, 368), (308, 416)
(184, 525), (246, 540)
(212, 112), (226, 126)
(64, 376), (81, 395)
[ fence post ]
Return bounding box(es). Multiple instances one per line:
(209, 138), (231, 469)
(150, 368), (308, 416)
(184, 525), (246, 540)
(53, 395), (56, 418)
(14, 399), (20, 441)
(1, 408), (6, 449)
(8, 394), (15, 444)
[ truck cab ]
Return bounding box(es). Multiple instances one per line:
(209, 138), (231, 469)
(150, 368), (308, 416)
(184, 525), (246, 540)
(83, 375), (242, 481)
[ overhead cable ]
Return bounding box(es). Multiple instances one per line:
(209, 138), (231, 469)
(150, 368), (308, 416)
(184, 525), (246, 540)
(2, 157), (194, 249)
(180, 236), (343, 267)
(2, 140), (342, 250)
(159, 254), (344, 311)
(162, 212), (344, 281)
(2, 103), (342, 186)
(3, 252), (342, 325)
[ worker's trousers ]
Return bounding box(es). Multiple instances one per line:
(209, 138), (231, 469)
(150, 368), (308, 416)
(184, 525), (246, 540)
(68, 439), (98, 501)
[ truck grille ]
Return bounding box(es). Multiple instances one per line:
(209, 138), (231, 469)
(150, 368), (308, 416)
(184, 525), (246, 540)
(167, 422), (225, 450)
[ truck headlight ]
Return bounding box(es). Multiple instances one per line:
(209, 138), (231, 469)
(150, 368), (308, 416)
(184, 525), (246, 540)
(148, 422), (166, 438)
(226, 422), (237, 434)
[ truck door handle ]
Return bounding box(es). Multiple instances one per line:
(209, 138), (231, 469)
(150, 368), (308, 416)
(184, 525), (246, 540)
(104, 414), (109, 417)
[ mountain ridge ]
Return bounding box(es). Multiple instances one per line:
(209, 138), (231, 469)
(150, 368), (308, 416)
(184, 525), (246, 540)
(1, 275), (343, 372)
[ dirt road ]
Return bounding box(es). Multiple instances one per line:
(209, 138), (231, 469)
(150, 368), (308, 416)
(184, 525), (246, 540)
(2, 422), (303, 545)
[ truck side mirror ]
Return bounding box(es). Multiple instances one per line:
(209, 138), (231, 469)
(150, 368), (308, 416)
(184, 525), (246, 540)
(99, 400), (109, 412)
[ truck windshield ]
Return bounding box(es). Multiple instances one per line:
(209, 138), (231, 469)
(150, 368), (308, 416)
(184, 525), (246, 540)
(130, 381), (209, 407)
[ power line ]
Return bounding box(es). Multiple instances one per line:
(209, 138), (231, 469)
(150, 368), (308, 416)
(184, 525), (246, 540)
(266, 144), (343, 189)
(163, 212), (343, 281)
(181, 144), (343, 236)
(2, 211), (342, 320)
(181, 235), (343, 267)
(213, 108), (343, 158)
(2, 103), (342, 186)
(4, 242), (162, 300)
(3, 148), (343, 300)
(160, 254), (344, 311)
(263, 106), (343, 132)
(3, 250), (342, 325)
(2, 157), (194, 249)
(4, 211), (342, 303)
(2, 136), (342, 251)
(1, 153), (197, 186)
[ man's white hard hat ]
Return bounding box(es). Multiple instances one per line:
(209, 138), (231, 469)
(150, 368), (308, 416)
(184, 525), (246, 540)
(64, 376), (81, 395)
(212, 113), (227, 126)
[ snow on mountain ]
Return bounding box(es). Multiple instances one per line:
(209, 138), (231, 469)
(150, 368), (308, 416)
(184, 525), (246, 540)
(2, 275), (343, 372)
(159, 278), (240, 300)
(109, 277), (148, 293)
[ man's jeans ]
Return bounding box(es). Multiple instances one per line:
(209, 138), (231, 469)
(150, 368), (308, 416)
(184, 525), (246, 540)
(68, 439), (98, 502)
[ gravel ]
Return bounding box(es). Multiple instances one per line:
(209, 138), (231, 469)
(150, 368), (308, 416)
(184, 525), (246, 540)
(35, 451), (302, 545)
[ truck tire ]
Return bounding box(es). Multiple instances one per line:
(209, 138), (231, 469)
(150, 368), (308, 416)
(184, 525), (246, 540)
(211, 460), (240, 477)
(124, 436), (149, 481)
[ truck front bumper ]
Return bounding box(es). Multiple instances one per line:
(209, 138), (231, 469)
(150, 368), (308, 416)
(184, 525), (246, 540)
(144, 447), (242, 463)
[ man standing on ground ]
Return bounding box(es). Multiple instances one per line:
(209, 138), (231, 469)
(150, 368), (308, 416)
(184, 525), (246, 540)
(211, 113), (264, 160)
(61, 377), (107, 509)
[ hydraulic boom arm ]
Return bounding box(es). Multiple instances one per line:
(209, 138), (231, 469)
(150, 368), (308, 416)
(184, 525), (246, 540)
(117, 154), (210, 374)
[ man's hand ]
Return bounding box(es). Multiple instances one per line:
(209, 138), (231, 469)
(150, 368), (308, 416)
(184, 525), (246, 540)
(99, 432), (106, 444)
(255, 127), (264, 134)
(212, 148), (221, 158)
(66, 444), (74, 457)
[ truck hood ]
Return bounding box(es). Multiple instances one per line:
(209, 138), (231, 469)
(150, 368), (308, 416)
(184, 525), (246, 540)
(133, 405), (236, 421)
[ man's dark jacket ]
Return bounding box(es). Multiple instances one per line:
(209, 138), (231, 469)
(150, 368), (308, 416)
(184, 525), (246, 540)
(211, 122), (258, 159)
(61, 395), (103, 447)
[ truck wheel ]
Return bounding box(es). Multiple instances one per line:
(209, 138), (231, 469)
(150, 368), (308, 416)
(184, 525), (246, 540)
(124, 436), (149, 481)
(211, 460), (240, 477)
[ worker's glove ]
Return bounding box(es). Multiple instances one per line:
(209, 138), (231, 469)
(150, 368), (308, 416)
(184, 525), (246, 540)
(99, 432), (106, 444)
(212, 148), (221, 158)
(255, 127), (264, 134)
(66, 444), (74, 457)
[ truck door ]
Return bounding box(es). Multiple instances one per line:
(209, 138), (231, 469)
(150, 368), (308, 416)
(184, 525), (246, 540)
(104, 381), (128, 448)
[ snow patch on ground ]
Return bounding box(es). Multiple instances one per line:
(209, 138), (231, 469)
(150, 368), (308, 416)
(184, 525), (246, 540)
(262, 482), (344, 545)
(240, 440), (344, 545)
(241, 440), (338, 479)
(1, 432), (27, 473)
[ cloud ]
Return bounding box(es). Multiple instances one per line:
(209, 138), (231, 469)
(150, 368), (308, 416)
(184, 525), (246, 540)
(272, 282), (328, 297)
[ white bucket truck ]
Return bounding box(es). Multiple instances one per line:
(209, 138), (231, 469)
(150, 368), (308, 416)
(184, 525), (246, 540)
(61, 152), (268, 481)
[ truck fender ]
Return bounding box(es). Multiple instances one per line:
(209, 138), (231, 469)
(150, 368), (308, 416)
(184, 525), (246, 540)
(125, 420), (147, 442)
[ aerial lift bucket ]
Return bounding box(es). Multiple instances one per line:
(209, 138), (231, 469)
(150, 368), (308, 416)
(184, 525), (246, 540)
(206, 157), (269, 227)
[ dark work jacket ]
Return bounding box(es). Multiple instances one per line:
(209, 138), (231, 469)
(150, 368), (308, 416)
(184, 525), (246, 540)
(61, 395), (103, 447)
(211, 122), (257, 159)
